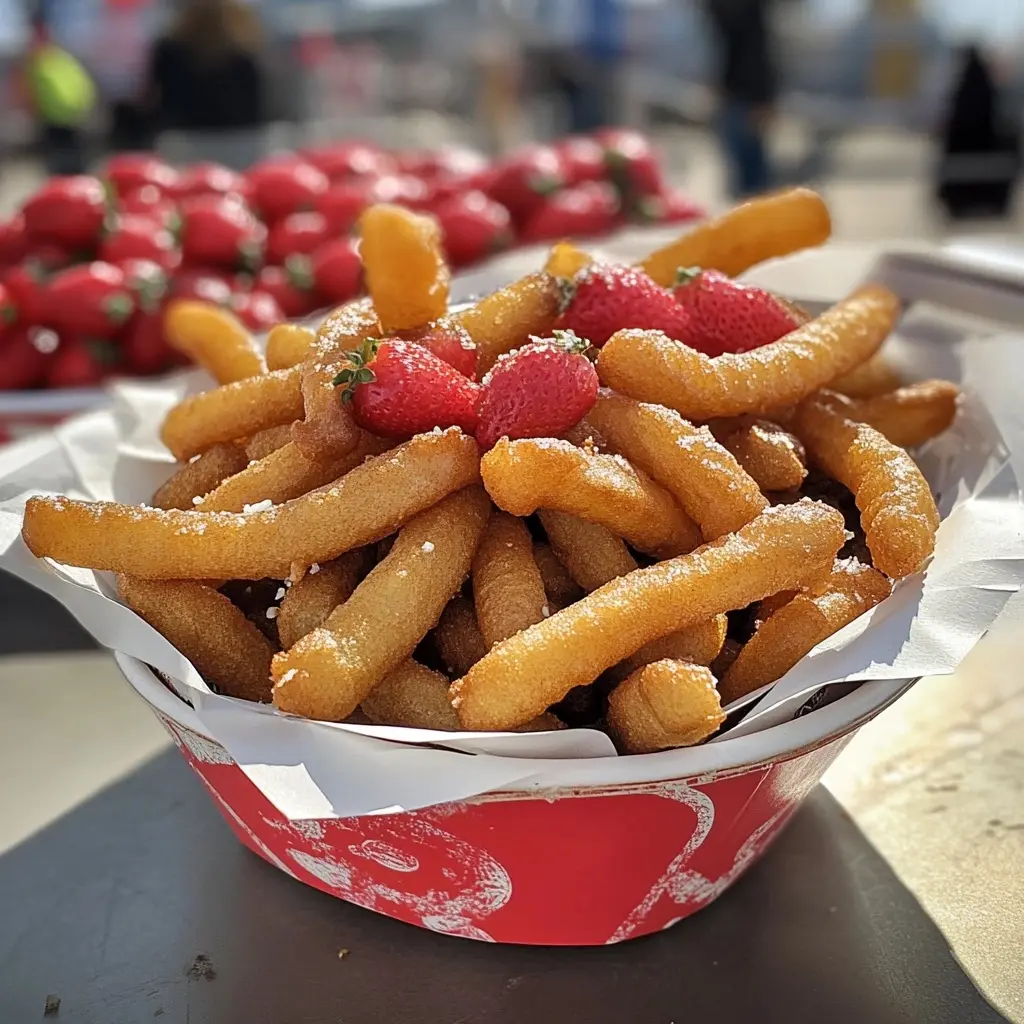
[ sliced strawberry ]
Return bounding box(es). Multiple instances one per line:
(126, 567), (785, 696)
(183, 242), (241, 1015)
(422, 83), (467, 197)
(558, 262), (692, 348)
(334, 338), (480, 438)
(476, 330), (598, 450)
(672, 268), (802, 356)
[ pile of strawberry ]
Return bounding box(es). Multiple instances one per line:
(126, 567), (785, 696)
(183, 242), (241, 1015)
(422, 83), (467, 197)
(335, 262), (802, 444)
(0, 132), (701, 393)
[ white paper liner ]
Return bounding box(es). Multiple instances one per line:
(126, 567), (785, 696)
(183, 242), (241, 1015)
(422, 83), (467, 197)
(2, 259), (1024, 818)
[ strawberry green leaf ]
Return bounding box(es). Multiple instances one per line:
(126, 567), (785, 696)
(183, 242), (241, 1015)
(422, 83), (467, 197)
(103, 292), (135, 325)
(673, 266), (703, 288)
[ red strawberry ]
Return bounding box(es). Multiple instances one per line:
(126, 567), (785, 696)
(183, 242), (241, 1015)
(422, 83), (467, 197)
(0, 325), (56, 389)
(167, 268), (234, 307)
(230, 289), (285, 331)
(264, 211), (329, 266)
(475, 330), (598, 450)
(558, 263), (692, 348)
(178, 195), (265, 271)
(255, 265), (318, 319)
(118, 185), (178, 227)
(171, 162), (247, 201)
(369, 174), (433, 210)
(47, 337), (121, 388)
(287, 238), (362, 305)
(0, 215), (28, 268)
(672, 268), (802, 356)
(114, 258), (168, 312)
(302, 142), (392, 181)
(635, 186), (706, 225)
(434, 191), (512, 268)
(123, 310), (176, 375)
(3, 264), (50, 325)
(597, 128), (664, 203)
(519, 182), (619, 243)
(246, 158), (328, 224)
(486, 144), (564, 224)
(22, 176), (107, 250)
(100, 214), (180, 270)
(0, 283), (14, 325)
(334, 338), (480, 438)
(556, 136), (608, 186)
(104, 154), (178, 197)
(46, 263), (135, 338)
(314, 182), (370, 234)
(399, 322), (477, 379)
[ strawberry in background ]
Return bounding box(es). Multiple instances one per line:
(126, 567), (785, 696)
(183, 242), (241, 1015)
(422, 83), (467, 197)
(255, 265), (318, 319)
(100, 215), (180, 270)
(0, 216), (28, 269)
(434, 192), (512, 268)
(302, 141), (393, 182)
(230, 290), (285, 332)
(103, 154), (179, 198)
(265, 212), (329, 266)
(166, 268), (235, 307)
(46, 337), (122, 388)
(117, 186), (178, 227)
(0, 325), (56, 389)
(21, 176), (107, 251)
(171, 162), (247, 201)
(556, 136), (608, 187)
(286, 238), (362, 306)
(315, 182), (372, 234)
(246, 158), (329, 224)
(672, 268), (802, 356)
(519, 182), (619, 244)
(123, 310), (176, 375)
(597, 127), (665, 210)
(46, 263), (136, 339)
(487, 144), (565, 224)
(178, 195), (265, 271)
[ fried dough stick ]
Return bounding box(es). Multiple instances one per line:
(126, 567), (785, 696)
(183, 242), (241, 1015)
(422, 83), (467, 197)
(276, 550), (373, 649)
(848, 380), (959, 448)
(708, 418), (807, 493)
(152, 443), (248, 510)
(164, 300), (266, 383)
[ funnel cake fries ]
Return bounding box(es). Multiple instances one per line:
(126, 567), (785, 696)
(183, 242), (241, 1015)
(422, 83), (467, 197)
(708, 418), (808, 493)
(482, 437), (701, 558)
(638, 187), (831, 286)
(361, 659), (462, 731)
(613, 614), (728, 680)
(587, 391), (767, 540)
(597, 284), (900, 421)
(791, 391), (940, 579)
(831, 353), (902, 399)
(532, 541), (584, 605)
(119, 576), (275, 703)
(23, 430), (481, 579)
(152, 443), (248, 510)
(161, 368), (303, 461)
(434, 594), (488, 677)
(265, 323), (316, 371)
(272, 486), (491, 722)
(244, 424), (294, 461)
(164, 300), (266, 383)
(607, 661), (726, 754)
(451, 500), (847, 730)
(276, 549), (373, 650)
(847, 380), (960, 449)
(472, 511), (549, 647)
(719, 558), (892, 703)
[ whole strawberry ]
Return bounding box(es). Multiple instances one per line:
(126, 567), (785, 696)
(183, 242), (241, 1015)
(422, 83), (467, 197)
(519, 182), (619, 244)
(672, 268), (802, 356)
(334, 338), (480, 438)
(400, 321), (478, 379)
(558, 263), (692, 348)
(476, 330), (598, 450)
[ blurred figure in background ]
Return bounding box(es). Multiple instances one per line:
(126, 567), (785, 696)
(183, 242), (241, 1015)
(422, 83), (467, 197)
(23, 15), (96, 175)
(703, 0), (777, 198)
(147, 0), (268, 170)
(935, 44), (1020, 219)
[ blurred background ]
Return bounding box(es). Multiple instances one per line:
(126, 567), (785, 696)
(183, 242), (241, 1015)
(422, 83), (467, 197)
(0, 0), (1022, 238)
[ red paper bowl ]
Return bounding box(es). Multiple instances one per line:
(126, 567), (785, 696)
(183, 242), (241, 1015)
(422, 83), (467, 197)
(117, 654), (911, 945)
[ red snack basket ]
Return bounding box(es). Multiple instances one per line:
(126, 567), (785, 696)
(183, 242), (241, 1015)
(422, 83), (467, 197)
(120, 654), (910, 945)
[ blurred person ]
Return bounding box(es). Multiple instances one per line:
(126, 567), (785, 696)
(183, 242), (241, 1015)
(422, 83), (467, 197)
(146, 0), (268, 170)
(702, 0), (777, 198)
(22, 15), (96, 175)
(935, 44), (1020, 219)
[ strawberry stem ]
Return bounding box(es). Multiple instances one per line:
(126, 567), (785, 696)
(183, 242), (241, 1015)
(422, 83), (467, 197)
(673, 266), (703, 288)
(550, 328), (590, 355)
(332, 338), (381, 402)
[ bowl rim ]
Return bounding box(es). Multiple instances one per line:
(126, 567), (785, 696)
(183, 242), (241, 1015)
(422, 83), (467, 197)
(116, 652), (915, 792)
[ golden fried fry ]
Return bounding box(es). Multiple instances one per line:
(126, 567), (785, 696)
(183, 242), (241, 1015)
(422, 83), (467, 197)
(598, 284), (900, 421)
(151, 443), (248, 510)
(615, 614), (727, 678)
(538, 509), (637, 592)
(24, 429), (482, 579)
(792, 391), (940, 578)
(161, 368), (303, 461)
(588, 391), (767, 540)
(719, 558), (892, 703)
(271, 486), (490, 721)
(848, 380), (959, 448)
(472, 512), (548, 647)
(532, 541), (584, 605)
(563, 416), (608, 452)
(831, 353), (902, 398)
(292, 299), (378, 464)
(119, 576), (274, 702)
(361, 659), (461, 730)
(276, 549), (372, 649)
(607, 660), (726, 753)
(244, 424), (294, 461)
(197, 433), (390, 513)
(514, 712), (565, 732)
(265, 323), (316, 371)
(638, 187), (831, 286)
(451, 271), (561, 374)
(359, 203), (449, 332)
(434, 594), (488, 676)
(708, 417), (808, 493)
(163, 300), (266, 383)
(710, 637), (741, 680)
(450, 499), (847, 730)
(482, 437), (701, 558)
(545, 241), (592, 279)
